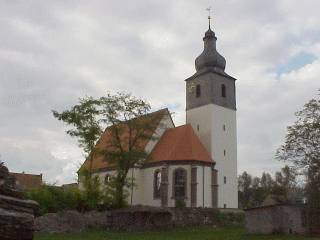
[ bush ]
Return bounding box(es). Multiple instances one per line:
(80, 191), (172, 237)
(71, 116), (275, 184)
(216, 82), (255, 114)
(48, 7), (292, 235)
(27, 169), (130, 215)
(27, 170), (114, 215)
(215, 212), (244, 227)
(26, 185), (83, 215)
(175, 199), (186, 209)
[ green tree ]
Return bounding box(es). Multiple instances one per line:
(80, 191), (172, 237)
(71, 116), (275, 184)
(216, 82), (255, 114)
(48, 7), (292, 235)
(260, 172), (273, 192)
(53, 97), (102, 172)
(53, 97), (103, 210)
(276, 91), (320, 229)
(54, 92), (164, 208)
(238, 169), (294, 209)
(272, 165), (297, 201)
(238, 171), (252, 208)
(26, 184), (83, 215)
(251, 177), (260, 189)
(98, 92), (163, 208)
(251, 176), (265, 207)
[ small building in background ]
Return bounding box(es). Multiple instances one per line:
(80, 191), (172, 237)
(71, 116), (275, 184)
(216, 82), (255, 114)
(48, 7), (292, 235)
(245, 204), (307, 235)
(10, 172), (43, 191)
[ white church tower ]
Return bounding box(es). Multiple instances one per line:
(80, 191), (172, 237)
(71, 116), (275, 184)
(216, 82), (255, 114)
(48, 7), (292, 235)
(185, 20), (238, 208)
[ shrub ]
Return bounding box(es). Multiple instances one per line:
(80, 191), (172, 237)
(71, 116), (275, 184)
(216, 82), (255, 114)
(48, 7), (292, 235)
(26, 185), (83, 215)
(27, 169), (115, 215)
(78, 169), (105, 211)
(175, 199), (186, 209)
(215, 212), (244, 227)
(27, 169), (131, 215)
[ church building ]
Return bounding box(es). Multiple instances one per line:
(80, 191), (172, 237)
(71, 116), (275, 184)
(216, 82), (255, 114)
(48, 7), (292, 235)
(79, 23), (238, 209)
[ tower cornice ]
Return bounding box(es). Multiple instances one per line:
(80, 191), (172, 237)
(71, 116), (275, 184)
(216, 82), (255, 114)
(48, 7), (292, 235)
(185, 67), (236, 82)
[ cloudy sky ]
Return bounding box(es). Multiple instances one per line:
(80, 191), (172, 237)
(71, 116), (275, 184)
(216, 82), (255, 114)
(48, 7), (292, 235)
(1, 0), (319, 185)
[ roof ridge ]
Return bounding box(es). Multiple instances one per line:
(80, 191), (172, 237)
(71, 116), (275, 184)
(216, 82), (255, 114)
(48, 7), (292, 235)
(185, 125), (196, 159)
(162, 127), (177, 159)
(102, 108), (169, 132)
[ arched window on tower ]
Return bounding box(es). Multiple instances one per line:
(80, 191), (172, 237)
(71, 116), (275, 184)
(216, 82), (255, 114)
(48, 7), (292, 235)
(221, 84), (226, 98)
(196, 84), (201, 98)
(173, 168), (187, 199)
(153, 169), (161, 199)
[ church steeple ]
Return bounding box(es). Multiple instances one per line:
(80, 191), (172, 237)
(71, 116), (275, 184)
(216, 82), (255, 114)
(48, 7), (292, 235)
(186, 13), (238, 209)
(195, 8), (226, 73)
(195, 27), (226, 72)
(185, 13), (236, 111)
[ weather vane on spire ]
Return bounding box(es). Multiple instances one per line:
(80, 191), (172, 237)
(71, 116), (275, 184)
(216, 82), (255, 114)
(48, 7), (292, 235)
(206, 7), (212, 29)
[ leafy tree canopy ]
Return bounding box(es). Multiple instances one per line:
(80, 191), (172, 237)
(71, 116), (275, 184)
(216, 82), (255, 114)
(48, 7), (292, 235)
(276, 92), (320, 171)
(276, 90), (320, 228)
(53, 92), (165, 208)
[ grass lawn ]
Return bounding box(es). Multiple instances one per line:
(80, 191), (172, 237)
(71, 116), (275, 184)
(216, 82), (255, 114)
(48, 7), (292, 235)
(35, 227), (319, 240)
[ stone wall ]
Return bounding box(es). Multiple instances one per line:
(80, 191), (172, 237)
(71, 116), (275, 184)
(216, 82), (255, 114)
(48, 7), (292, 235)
(171, 208), (243, 228)
(245, 205), (307, 235)
(35, 207), (244, 233)
(34, 211), (108, 234)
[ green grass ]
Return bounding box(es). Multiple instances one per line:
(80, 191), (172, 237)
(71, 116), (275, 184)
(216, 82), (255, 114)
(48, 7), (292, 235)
(35, 227), (319, 240)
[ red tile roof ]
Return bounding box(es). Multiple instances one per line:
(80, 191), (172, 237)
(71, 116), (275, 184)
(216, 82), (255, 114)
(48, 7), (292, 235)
(80, 108), (171, 172)
(147, 124), (214, 164)
(10, 172), (42, 190)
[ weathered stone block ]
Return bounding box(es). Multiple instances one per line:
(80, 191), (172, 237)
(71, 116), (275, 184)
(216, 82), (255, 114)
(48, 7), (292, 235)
(0, 164), (39, 240)
(0, 208), (34, 240)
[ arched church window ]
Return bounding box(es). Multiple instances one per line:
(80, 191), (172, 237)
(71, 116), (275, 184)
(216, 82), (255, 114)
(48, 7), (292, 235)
(196, 84), (201, 98)
(154, 170), (161, 199)
(221, 84), (226, 98)
(104, 174), (111, 184)
(173, 168), (187, 199)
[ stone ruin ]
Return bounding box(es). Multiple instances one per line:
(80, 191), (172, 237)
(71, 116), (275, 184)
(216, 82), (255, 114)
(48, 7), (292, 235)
(0, 162), (39, 240)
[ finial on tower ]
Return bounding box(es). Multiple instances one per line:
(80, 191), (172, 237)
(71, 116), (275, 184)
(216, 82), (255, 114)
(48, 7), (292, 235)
(206, 7), (212, 29)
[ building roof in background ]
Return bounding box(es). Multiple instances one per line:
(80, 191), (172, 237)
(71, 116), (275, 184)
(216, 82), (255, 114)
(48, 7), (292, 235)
(10, 172), (42, 190)
(147, 124), (214, 164)
(261, 194), (287, 207)
(80, 108), (171, 172)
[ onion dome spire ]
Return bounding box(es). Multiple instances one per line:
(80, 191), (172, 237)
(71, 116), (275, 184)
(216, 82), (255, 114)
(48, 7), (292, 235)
(195, 8), (226, 72)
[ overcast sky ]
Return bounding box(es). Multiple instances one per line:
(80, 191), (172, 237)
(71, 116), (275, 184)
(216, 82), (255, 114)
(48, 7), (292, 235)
(1, 0), (319, 185)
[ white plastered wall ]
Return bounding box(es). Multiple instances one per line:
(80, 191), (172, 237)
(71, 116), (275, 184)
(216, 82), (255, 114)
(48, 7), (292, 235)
(144, 164), (213, 208)
(141, 166), (161, 206)
(187, 104), (238, 208)
(196, 166), (213, 207)
(90, 163), (215, 208)
(92, 168), (144, 205)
